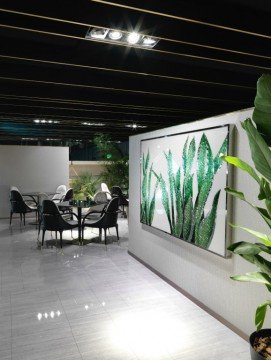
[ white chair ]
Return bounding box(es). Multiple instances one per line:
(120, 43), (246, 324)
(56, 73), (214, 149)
(52, 185), (67, 203)
(101, 183), (111, 200)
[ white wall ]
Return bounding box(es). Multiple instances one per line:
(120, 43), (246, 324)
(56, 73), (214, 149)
(129, 108), (270, 337)
(0, 146), (69, 218)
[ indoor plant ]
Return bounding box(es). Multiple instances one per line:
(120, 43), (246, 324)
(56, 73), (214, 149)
(93, 133), (129, 190)
(71, 171), (98, 200)
(222, 74), (271, 359)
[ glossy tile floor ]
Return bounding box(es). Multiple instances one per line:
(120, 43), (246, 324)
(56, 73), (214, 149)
(0, 216), (249, 360)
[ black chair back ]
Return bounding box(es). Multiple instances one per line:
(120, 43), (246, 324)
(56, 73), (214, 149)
(111, 186), (123, 197)
(101, 197), (119, 228)
(42, 200), (65, 231)
(10, 189), (27, 213)
(62, 188), (73, 202)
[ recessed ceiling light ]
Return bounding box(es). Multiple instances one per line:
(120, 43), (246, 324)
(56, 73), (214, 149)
(22, 137), (38, 141)
(82, 122), (105, 126)
(127, 32), (141, 45)
(125, 124), (147, 129)
(46, 138), (60, 141)
(108, 30), (123, 40)
(87, 27), (109, 39)
(142, 36), (159, 48)
(33, 119), (59, 124)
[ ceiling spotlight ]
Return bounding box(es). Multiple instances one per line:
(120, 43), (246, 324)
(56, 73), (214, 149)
(127, 32), (141, 45)
(82, 122), (105, 126)
(86, 27), (109, 39)
(125, 124), (147, 129)
(34, 119), (40, 123)
(142, 36), (158, 48)
(108, 30), (123, 40)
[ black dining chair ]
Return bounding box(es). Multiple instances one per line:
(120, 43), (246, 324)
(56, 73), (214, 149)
(9, 189), (38, 226)
(111, 186), (129, 216)
(40, 200), (79, 248)
(59, 188), (74, 217)
(82, 197), (120, 247)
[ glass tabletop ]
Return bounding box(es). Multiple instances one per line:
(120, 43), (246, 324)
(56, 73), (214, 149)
(58, 200), (97, 208)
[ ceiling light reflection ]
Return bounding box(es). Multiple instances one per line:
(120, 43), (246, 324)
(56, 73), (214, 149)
(107, 310), (192, 356)
(36, 310), (61, 320)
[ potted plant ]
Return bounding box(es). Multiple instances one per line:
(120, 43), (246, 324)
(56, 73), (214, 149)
(222, 74), (271, 359)
(71, 171), (98, 200)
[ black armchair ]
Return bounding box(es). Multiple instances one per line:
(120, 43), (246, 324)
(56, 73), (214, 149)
(41, 200), (78, 248)
(111, 186), (129, 215)
(82, 197), (119, 246)
(9, 189), (38, 226)
(59, 188), (74, 217)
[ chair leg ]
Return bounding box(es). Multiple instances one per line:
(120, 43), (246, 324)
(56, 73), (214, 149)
(55, 231), (58, 239)
(60, 231), (63, 248)
(42, 229), (46, 246)
(23, 213), (26, 226)
(9, 211), (13, 225)
(104, 228), (107, 250)
(99, 228), (102, 241)
(116, 224), (119, 244)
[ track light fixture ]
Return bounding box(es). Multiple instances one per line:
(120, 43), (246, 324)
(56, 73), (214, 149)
(86, 27), (159, 48)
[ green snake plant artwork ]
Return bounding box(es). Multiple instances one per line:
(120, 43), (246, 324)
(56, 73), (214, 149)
(140, 150), (159, 225)
(140, 126), (229, 256)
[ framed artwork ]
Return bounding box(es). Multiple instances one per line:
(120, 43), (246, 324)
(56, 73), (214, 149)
(140, 125), (231, 257)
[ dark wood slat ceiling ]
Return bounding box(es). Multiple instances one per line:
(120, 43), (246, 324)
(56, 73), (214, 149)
(0, 0), (269, 143)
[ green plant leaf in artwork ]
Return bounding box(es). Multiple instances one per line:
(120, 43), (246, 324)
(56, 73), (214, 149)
(197, 134), (213, 193)
(242, 118), (271, 183)
(222, 155), (260, 184)
(164, 150), (176, 231)
(252, 74), (271, 146)
(140, 150), (159, 226)
(255, 301), (271, 331)
(183, 196), (193, 241)
(174, 167), (183, 237)
(159, 174), (172, 233)
(214, 136), (228, 174)
(195, 190), (220, 249)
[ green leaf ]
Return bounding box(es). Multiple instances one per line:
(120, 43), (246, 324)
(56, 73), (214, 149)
(159, 174), (172, 233)
(164, 150), (176, 230)
(242, 118), (271, 183)
(252, 74), (271, 146)
(183, 196), (193, 241)
(174, 168), (183, 237)
(228, 241), (262, 255)
(148, 179), (159, 225)
(229, 224), (271, 247)
(253, 254), (271, 278)
(197, 133), (208, 192)
(231, 271), (271, 286)
(225, 187), (245, 200)
(258, 178), (271, 201)
(214, 136), (228, 174)
(195, 190), (220, 249)
(255, 301), (271, 331)
(222, 155), (260, 184)
(182, 137), (189, 176)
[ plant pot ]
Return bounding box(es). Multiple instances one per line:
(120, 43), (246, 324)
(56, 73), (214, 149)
(250, 329), (271, 359)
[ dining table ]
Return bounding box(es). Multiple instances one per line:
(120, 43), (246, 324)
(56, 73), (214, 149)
(58, 199), (97, 245)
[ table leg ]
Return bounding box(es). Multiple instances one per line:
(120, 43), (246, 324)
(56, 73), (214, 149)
(78, 207), (82, 245)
